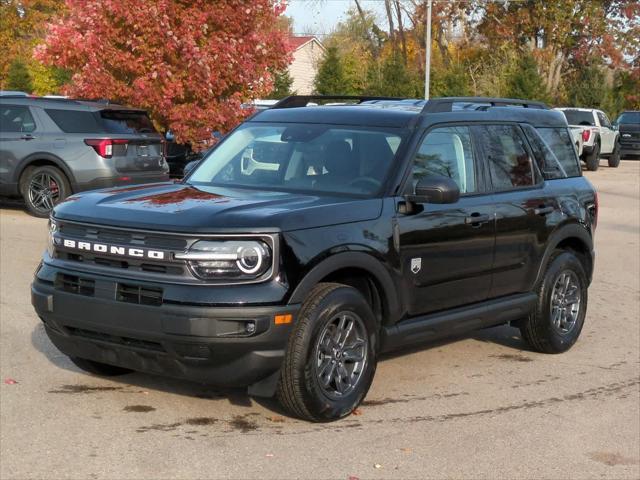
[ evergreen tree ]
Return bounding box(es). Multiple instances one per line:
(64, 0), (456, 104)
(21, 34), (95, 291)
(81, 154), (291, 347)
(267, 68), (295, 99)
(314, 46), (346, 95)
(6, 59), (33, 92)
(504, 53), (549, 101)
(367, 53), (417, 97)
(566, 65), (608, 109)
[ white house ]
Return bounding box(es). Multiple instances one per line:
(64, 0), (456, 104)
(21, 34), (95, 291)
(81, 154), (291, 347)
(287, 36), (325, 95)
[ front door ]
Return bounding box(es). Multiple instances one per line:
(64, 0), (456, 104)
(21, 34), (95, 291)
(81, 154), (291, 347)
(0, 104), (39, 193)
(395, 125), (496, 316)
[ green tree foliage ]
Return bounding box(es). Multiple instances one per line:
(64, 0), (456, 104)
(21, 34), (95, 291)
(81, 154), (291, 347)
(6, 59), (33, 92)
(267, 68), (295, 99)
(314, 46), (347, 95)
(504, 53), (549, 102)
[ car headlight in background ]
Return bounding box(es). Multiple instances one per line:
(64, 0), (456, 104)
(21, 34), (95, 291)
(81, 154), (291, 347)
(175, 239), (272, 281)
(622, 133), (632, 138)
(47, 218), (58, 257)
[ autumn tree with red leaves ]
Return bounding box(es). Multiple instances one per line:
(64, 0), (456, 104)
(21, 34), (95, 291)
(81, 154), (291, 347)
(36, 0), (291, 145)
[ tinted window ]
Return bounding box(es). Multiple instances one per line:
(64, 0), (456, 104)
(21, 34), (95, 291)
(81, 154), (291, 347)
(0, 106), (36, 132)
(616, 112), (640, 124)
(479, 125), (534, 190)
(561, 110), (595, 126)
(525, 126), (581, 179)
(45, 109), (102, 133)
(188, 123), (404, 196)
(597, 112), (611, 128)
(100, 111), (156, 134)
(411, 126), (476, 194)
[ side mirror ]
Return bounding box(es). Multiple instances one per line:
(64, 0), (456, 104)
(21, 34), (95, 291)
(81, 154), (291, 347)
(409, 176), (460, 204)
(183, 160), (200, 177)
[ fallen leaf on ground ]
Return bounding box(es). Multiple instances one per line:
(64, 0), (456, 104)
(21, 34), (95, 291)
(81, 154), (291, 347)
(4, 378), (18, 385)
(268, 415), (285, 423)
(348, 476), (360, 480)
(374, 464), (382, 469)
(265, 453), (275, 458)
(352, 408), (363, 416)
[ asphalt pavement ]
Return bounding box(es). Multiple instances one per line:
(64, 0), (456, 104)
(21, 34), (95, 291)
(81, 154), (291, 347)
(1, 160), (638, 479)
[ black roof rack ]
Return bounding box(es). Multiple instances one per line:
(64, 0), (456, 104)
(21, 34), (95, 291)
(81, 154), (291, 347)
(272, 95), (406, 109)
(421, 97), (549, 113)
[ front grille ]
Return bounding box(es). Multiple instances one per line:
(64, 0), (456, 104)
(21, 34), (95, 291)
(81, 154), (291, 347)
(55, 274), (95, 296)
(57, 251), (185, 275)
(59, 223), (187, 250)
(116, 283), (163, 306)
(66, 327), (165, 352)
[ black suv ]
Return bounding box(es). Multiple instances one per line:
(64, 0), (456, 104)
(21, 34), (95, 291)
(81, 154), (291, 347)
(0, 97), (169, 216)
(614, 110), (640, 159)
(32, 96), (597, 421)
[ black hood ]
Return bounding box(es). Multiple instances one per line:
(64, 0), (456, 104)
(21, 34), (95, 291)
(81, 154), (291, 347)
(53, 182), (383, 233)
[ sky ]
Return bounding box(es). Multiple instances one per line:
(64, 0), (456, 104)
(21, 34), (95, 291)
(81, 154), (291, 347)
(285, 0), (390, 37)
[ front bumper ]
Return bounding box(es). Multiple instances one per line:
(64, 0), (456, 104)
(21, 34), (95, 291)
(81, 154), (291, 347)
(620, 141), (640, 157)
(32, 270), (298, 388)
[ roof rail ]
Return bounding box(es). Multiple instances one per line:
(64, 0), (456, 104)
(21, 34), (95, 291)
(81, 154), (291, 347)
(422, 97), (549, 113)
(272, 95), (405, 109)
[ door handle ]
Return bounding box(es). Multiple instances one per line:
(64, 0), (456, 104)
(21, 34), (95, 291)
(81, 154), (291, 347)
(464, 213), (491, 226)
(21, 134), (35, 141)
(533, 206), (554, 216)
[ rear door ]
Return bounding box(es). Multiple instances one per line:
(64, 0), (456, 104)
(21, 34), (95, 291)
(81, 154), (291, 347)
(596, 111), (616, 154)
(395, 125), (496, 316)
(98, 109), (166, 174)
(474, 124), (553, 298)
(0, 104), (40, 193)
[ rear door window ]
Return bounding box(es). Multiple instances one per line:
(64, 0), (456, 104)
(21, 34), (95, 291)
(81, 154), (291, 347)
(99, 111), (156, 134)
(0, 106), (36, 132)
(477, 125), (535, 191)
(45, 109), (102, 133)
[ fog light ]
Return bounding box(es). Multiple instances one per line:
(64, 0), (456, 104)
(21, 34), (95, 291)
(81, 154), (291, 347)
(245, 321), (256, 334)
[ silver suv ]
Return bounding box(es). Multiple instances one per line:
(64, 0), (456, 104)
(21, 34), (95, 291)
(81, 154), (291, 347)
(0, 97), (170, 216)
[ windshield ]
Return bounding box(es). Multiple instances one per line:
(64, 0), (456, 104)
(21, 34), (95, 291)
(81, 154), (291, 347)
(187, 123), (405, 196)
(561, 110), (595, 126)
(616, 112), (640, 124)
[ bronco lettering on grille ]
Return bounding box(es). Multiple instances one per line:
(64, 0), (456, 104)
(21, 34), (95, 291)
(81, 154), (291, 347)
(61, 239), (165, 260)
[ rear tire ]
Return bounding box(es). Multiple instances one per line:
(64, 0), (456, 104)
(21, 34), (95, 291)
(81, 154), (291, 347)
(70, 356), (133, 376)
(520, 251), (588, 354)
(584, 141), (600, 171)
(277, 283), (378, 422)
(20, 165), (71, 217)
(608, 140), (621, 168)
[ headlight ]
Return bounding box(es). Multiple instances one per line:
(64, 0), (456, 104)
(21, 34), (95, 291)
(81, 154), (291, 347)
(176, 239), (272, 281)
(47, 218), (58, 257)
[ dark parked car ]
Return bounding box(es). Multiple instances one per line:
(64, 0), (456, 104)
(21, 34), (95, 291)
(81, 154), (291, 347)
(0, 97), (169, 216)
(614, 111), (640, 159)
(32, 96), (597, 421)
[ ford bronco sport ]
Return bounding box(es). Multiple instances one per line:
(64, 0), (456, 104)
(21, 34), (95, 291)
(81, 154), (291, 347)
(32, 96), (597, 421)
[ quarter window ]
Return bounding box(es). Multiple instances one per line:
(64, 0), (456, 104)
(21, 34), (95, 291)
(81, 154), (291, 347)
(0, 106), (36, 133)
(479, 125), (534, 190)
(527, 126), (581, 179)
(411, 126), (476, 194)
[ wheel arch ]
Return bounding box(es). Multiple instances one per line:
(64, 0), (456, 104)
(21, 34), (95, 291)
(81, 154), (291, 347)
(15, 153), (76, 194)
(534, 224), (594, 287)
(287, 251), (402, 325)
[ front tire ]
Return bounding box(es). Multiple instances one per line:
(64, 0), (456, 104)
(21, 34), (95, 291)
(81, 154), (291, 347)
(277, 283), (378, 422)
(584, 141), (600, 171)
(608, 140), (621, 168)
(20, 165), (71, 217)
(520, 251), (588, 354)
(70, 356), (133, 376)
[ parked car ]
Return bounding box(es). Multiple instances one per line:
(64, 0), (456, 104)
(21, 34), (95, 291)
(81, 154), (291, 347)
(614, 110), (640, 159)
(0, 96), (169, 216)
(555, 107), (620, 170)
(33, 96), (596, 422)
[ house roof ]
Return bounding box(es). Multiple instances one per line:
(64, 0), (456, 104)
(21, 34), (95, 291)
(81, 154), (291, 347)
(288, 35), (323, 51)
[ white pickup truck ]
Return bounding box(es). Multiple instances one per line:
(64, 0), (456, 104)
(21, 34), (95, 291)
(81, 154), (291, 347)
(555, 107), (621, 171)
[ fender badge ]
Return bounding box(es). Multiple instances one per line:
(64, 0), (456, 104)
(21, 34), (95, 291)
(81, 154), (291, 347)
(410, 258), (422, 274)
